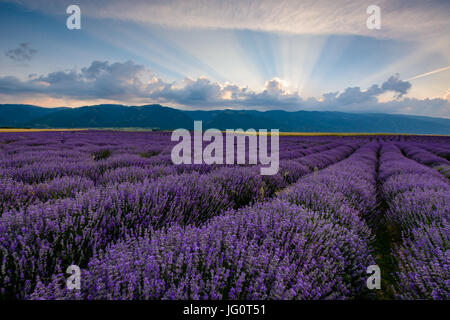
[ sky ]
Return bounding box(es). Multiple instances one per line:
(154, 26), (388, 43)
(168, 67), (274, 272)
(0, 0), (449, 117)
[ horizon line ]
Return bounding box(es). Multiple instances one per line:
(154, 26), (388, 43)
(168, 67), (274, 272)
(1, 103), (450, 120)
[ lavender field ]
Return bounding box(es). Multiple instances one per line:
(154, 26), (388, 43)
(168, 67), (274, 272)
(0, 131), (448, 300)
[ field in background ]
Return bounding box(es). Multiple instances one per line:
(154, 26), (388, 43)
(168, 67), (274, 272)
(0, 128), (89, 132)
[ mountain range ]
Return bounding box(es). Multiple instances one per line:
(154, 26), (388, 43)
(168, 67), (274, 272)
(1, 104), (450, 134)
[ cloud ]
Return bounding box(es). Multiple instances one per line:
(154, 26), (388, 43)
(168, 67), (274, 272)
(5, 43), (37, 62)
(322, 74), (411, 106)
(0, 60), (448, 117)
(0, 60), (161, 100)
(381, 74), (411, 98)
(341, 97), (450, 118)
(151, 77), (224, 106)
(445, 89), (450, 102)
(150, 77), (303, 109)
(5, 0), (449, 42)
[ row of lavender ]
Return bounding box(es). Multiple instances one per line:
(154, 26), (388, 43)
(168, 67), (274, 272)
(379, 144), (449, 299)
(0, 131), (361, 299)
(398, 142), (450, 179)
(0, 132), (354, 215)
(29, 141), (381, 299)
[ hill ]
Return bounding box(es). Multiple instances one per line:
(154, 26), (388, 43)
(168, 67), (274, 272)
(1, 104), (450, 134)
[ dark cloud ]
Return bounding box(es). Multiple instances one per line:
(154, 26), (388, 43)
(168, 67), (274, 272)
(149, 77), (306, 110)
(150, 75), (415, 112)
(0, 60), (158, 100)
(322, 74), (411, 106)
(5, 43), (37, 62)
(0, 59), (447, 117)
(152, 77), (224, 106)
(381, 74), (411, 98)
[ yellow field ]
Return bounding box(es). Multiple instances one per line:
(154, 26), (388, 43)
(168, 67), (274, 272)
(233, 131), (448, 136)
(0, 128), (447, 136)
(279, 132), (409, 136)
(0, 128), (89, 132)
